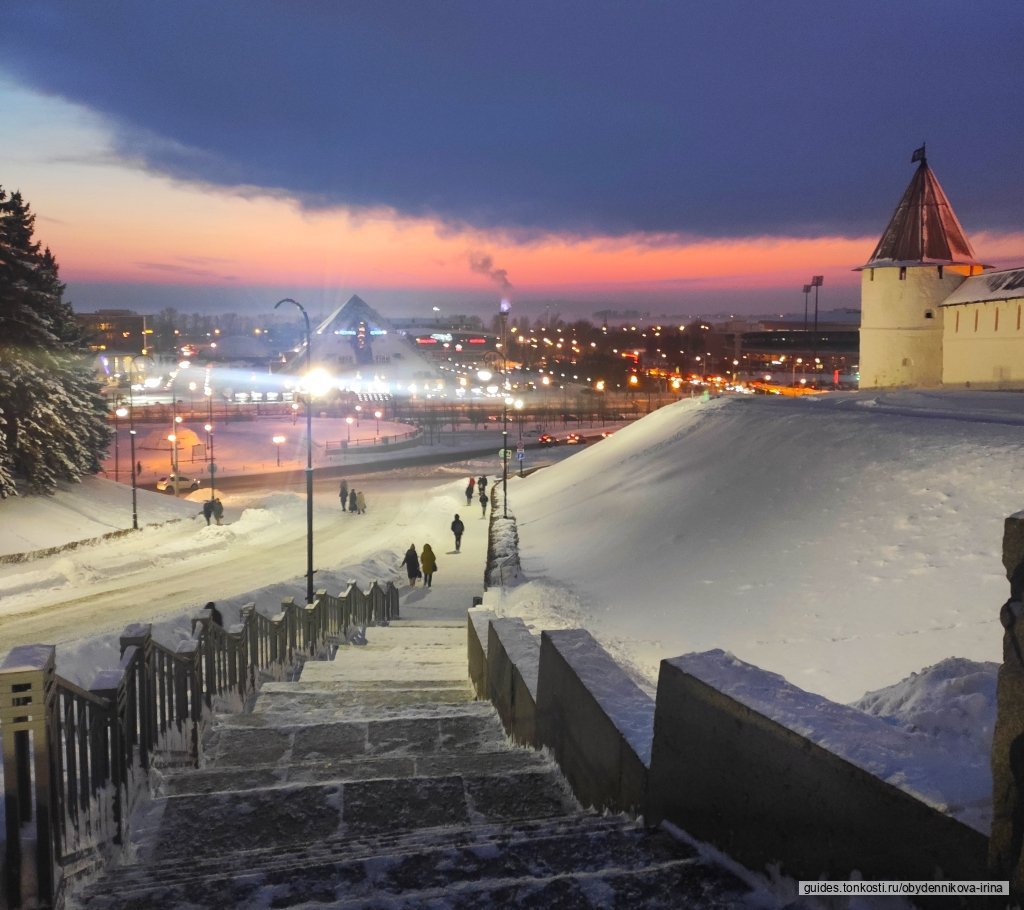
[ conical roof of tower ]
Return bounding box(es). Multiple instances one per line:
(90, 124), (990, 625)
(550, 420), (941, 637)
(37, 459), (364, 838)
(861, 159), (983, 268)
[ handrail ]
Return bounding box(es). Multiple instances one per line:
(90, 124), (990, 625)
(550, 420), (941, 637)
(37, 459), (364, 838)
(0, 580), (400, 909)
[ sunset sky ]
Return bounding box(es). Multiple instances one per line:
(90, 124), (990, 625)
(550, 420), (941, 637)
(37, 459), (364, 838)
(2, 2), (1022, 322)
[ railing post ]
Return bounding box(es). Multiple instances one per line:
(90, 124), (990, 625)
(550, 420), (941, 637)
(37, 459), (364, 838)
(1, 645), (58, 909)
(120, 624), (155, 771)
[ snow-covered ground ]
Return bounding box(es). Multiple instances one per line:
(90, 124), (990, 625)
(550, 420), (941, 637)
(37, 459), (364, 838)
(1, 389), (1018, 834)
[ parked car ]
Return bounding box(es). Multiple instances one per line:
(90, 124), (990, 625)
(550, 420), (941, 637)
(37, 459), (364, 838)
(538, 433), (557, 447)
(565, 432), (585, 445)
(156, 473), (201, 493)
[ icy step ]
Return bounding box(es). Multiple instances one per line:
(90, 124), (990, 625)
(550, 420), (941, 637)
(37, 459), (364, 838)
(200, 707), (515, 771)
(164, 744), (555, 796)
(71, 817), (751, 910)
(136, 768), (581, 864)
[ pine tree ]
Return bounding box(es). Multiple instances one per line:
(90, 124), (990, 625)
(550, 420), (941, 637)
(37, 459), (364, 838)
(0, 186), (110, 496)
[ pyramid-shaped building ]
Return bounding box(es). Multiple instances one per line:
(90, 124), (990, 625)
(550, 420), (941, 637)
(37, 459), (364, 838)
(283, 295), (447, 396)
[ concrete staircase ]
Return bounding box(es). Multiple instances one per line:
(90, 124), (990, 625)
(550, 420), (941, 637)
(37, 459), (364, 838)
(69, 621), (756, 909)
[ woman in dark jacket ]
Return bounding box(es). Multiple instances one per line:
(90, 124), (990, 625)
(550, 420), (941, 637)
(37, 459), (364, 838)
(401, 544), (422, 586)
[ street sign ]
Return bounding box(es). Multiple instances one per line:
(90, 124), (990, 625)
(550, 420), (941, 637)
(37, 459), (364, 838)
(516, 451), (525, 461)
(498, 449), (514, 460)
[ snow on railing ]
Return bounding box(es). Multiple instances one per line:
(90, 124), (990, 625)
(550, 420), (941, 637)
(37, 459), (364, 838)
(0, 579), (400, 909)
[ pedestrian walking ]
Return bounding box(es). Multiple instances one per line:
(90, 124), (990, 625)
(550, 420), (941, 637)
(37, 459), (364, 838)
(212, 497), (224, 525)
(401, 543), (422, 586)
(202, 499), (214, 525)
(479, 489), (489, 517)
(451, 514), (465, 552)
(339, 479), (348, 511)
(356, 491), (366, 514)
(136, 460), (142, 477)
(465, 480), (474, 505)
(420, 544), (437, 587)
(348, 490), (358, 513)
(478, 475), (488, 494)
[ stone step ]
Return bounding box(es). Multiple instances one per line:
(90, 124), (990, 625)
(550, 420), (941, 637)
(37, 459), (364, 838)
(198, 707), (514, 771)
(72, 816), (751, 910)
(163, 743), (555, 796)
(218, 693), (489, 727)
(135, 768), (581, 864)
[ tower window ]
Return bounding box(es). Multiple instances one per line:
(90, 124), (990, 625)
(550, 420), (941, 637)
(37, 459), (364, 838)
(899, 267), (907, 281)
(955, 311), (960, 333)
(974, 310), (979, 332)
(937, 265), (944, 279)
(924, 310), (934, 319)
(995, 308), (1000, 332)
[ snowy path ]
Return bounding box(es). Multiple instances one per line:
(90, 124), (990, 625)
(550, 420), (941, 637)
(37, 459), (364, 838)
(0, 469), (492, 672)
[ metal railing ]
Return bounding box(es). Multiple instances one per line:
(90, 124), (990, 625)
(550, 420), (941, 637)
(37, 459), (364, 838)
(0, 581), (399, 909)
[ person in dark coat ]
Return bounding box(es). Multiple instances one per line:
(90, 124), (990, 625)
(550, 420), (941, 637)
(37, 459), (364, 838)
(339, 479), (349, 511)
(451, 514), (465, 552)
(479, 489), (489, 516)
(401, 544), (422, 586)
(205, 601), (223, 626)
(420, 544), (437, 587)
(212, 497), (224, 525)
(348, 489), (358, 513)
(478, 475), (488, 494)
(465, 481), (474, 505)
(202, 499), (214, 525)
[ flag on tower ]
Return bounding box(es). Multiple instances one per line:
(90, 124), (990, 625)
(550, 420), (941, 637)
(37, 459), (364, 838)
(911, 144), (926, 163)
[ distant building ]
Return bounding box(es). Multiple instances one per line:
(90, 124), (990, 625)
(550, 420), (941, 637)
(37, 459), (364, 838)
(858, 150), (1024, 389)
(279, 294), (448, 395)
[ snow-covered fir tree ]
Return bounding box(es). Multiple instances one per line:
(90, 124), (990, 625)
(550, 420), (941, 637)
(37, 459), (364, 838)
(0, 186), (109, 496)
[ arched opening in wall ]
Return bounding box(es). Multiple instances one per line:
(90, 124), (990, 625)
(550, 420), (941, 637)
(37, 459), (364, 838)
(899, 267), (907, 281)
(924, 310), (934, 320)
(901, 357), (912, 367)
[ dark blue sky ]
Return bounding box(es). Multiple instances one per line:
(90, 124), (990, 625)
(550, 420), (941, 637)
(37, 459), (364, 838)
(4, 1), (1022, 241)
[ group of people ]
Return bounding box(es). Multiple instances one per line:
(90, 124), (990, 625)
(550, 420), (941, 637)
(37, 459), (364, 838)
(201, 497), (225, 526)
(465, 475), (490, 516)
(338, 480), (366, 514)
(401, 542), (437, 587)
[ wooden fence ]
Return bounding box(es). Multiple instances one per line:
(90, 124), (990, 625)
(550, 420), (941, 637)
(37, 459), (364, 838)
(0, 581), (399, 909)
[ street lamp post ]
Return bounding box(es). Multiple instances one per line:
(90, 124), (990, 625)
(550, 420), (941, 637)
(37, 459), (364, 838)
(374, 410), (382, 438)
(205, 387), (216, 502)
(273, 434), (285, 466)
(499, 298), (511, 518)
(802, 284), (812, 334)
(114, 404), (127, 482)
(346, 416), (353, 442)
(810, 275), (824, 372)
(275, 297), (315, 605)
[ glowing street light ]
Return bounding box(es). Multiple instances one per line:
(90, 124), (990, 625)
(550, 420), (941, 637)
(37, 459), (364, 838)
(374, 409), (382, 437)
(273, 434), (286, 467)
(346, 416), (353, 442)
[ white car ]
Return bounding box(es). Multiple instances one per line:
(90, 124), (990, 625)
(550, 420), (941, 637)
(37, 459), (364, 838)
(156, 473), (201, 493)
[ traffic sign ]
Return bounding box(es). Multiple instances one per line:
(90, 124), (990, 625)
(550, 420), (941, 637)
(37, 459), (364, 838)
(516, 451), (525, 461)
(498, 449), (514, 459)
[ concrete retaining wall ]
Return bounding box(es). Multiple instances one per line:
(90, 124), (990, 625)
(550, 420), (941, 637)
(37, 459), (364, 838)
(486, 618), (539, 746)
(467, 608), (494, 700)
(536, 629), (653, 815)
(645, 659), (990, 884)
